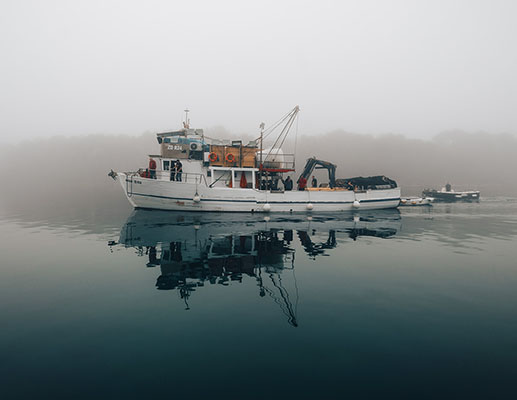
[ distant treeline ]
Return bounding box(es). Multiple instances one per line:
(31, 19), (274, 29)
(294, 130), (517, 195)
(1, 130), (516, 216)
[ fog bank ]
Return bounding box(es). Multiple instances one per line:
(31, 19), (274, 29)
(1, 130), (516, 218)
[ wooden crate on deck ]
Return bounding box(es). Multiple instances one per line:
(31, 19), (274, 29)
(210, 145), (258, 168)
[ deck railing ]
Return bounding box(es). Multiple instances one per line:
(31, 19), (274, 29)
(133, 169), (209, 186)
(259, 153), (296, 171)
(157, 170), (209, 185)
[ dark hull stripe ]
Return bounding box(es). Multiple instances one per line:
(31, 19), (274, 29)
(131, 193), (256, 202)
(130, 192), (399, 205)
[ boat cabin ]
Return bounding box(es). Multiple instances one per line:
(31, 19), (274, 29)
(146, 127), (295, 191)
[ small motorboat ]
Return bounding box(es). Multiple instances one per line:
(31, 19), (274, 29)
(399, 197), (433, 206)
(422, 183), (480, 202)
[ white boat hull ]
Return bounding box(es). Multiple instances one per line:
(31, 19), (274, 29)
(118, 173), (401, 212)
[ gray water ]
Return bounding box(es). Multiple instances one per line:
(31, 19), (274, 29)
(1, 199), (517, 399)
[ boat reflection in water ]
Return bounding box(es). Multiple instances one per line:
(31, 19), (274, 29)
(111, 210), (401, 326)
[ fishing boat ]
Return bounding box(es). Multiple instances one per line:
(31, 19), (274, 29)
(109, 106), (401, 212)
(422, 183), (480, 202)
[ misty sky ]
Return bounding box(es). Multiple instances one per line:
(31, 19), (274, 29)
(1, 0), (516, 143)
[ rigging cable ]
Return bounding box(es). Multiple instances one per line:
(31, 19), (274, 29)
(294, 112), (299, 170)
(270, 112), (297, 159)
(266, 107), (299, 162)
(255, 106), (298, 143)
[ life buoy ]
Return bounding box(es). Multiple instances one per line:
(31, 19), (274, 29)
(226, 153), (235, 163)
(208, 152), (218, 162)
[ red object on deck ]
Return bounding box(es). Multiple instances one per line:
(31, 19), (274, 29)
(149, 159), (157, 170)
(240, 172), (247, 188)
(260, 168), (295, 173)
(298, 177), (307, 190)
(259, 164), (295, 173)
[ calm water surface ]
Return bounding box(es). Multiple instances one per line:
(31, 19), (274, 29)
(1, 199), (517, 399)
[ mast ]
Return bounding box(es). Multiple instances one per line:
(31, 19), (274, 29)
(183, 108), (190, 129)
(259, 122), (265, 188)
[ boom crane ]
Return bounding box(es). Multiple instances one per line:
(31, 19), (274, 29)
(297, 158), (337, 188)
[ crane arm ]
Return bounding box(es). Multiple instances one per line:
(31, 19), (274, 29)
(298, 157), (337, 188)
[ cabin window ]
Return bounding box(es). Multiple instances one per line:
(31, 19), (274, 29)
(189, 150), (203, 160)
(163, 160), (170, 171)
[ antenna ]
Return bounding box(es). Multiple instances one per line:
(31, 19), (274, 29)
(184, 108), (190, 129)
